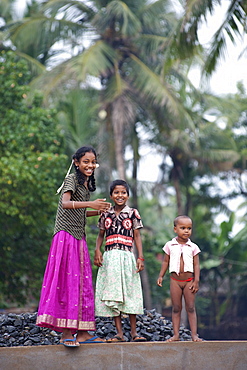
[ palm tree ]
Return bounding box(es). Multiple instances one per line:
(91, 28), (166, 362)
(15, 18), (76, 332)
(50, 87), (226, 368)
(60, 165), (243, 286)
(148, 82), (240, 215)
(5, 0), (189, 180)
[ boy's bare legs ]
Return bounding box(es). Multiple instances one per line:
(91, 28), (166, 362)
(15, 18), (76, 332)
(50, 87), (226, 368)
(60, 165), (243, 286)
(168, 279), (183, 341)
(184, 283), (202, 341)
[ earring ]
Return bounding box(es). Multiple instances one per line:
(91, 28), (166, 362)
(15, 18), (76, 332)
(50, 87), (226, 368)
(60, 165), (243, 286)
(76, 166), (79, 170)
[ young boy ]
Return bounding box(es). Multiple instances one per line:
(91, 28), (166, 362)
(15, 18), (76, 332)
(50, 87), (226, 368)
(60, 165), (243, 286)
(94, 179), (146, 342)
(157, 215), (202, 342)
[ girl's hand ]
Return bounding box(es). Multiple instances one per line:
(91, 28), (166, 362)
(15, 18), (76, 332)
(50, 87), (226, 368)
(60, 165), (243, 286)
(93, 199), (111, 212)
(189, 281), (199, 293)
(94, 250), (103, 267)
(136, 258), (144, 273)
(157, 277), (163, 287)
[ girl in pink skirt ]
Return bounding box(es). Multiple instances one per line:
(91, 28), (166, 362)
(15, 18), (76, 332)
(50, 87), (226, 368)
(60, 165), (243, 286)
(36, 146), (110, 347)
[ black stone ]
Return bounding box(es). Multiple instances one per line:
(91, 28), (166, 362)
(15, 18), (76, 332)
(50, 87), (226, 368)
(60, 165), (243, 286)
(5, 326), (16, 333)
(0, 309), (196, 346)
(30, 327), (40, 335)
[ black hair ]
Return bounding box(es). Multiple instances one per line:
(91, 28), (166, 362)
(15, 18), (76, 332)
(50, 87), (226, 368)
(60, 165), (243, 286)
(110, 179), (129, 196)
(174, 215), (192, 227)
(72, 146), (97, 192)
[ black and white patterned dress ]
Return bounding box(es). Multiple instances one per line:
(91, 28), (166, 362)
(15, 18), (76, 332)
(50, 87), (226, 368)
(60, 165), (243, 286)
(95, 205), (144, 317)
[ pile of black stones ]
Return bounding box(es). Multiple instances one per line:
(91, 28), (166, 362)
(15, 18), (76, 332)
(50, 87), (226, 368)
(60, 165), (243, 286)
(0, 308), (192, 347)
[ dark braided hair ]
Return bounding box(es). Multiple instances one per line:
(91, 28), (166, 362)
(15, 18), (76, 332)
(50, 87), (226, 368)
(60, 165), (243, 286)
(72, 146), (97, 192)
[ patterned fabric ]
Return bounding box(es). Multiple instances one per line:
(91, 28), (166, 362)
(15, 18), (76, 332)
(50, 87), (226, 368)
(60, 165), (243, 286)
(98, 205), (143, 251)
(36, 231), (95, 332)
(95, 205), (144, 317)
(53, 173), (90, 240)
(95, 249), (144, 316)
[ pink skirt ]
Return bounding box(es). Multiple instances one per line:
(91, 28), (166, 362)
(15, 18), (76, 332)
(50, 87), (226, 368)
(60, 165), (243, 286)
(36, 231), (95, 332)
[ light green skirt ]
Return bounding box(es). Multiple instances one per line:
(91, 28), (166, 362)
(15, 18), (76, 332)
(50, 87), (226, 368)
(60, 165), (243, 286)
(95, 249), (144, 317)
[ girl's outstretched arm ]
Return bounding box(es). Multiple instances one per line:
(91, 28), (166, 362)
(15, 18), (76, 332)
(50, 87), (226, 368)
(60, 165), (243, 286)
(133, 229), (144, 273)
(157, 254), (170, 287)
(94, 229), (105, 267)
(62, 191), (111, 212)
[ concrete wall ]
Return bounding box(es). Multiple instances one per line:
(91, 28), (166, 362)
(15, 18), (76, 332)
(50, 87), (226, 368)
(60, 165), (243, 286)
(0, 341), (247, 370)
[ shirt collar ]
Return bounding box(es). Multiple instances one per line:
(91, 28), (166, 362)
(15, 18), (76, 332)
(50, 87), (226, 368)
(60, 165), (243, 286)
(107, 204), (131, 214)
(171, 237), (193, 246)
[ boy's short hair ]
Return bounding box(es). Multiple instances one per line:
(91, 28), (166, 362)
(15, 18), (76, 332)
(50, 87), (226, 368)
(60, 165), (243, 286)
(174, 215), (192, 226)
(110, 179), (130, 196)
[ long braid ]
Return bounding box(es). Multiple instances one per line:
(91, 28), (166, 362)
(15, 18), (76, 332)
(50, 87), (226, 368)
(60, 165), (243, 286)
(74, 165), (87, 186)
(88, 172), (96, 192)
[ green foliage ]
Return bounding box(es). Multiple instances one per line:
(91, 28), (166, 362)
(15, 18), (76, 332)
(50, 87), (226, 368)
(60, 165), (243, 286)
(56, 87), (100, 155)
(0, 51), (67, 305)
(141, 231), (170, 309)
(195, 214), (247, 327)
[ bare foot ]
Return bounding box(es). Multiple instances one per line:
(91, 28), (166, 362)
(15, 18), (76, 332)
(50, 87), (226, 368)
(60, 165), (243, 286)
(192, 335), (203, 342)
(166, 336), (180, 342)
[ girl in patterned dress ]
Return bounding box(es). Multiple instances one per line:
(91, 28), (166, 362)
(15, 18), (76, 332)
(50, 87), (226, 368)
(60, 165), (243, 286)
(94, 179), (146, 342)
(36, 146), (110, 347)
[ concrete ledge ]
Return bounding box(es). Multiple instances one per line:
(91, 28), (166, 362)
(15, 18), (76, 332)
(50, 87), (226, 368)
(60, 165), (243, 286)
(0, 341), (247, 370)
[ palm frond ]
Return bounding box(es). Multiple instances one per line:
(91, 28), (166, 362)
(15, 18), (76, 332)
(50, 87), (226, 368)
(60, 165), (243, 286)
(42, 0), (96, 20)
(29, 59), (76, 98)
(0, 0), (16, 23)
(103, 72), (128, 102)
(127, 53), (182, 113)
(71, 40), (117, 79)
(138, 34), (170, 57)
(93, 0), (141, 37)
(204, 0), (246, 74)
(10, 16), (87, 50)
(14, 50), (46, 75)
(128, 53), (198, 132)
(28, 40), (117, 97)
(57, 88), (99, 153)
(179, 0), (219, 49)
(140, 0), (176, 32)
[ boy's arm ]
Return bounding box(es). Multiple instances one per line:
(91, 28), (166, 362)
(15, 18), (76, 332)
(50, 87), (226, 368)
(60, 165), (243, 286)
(86, 210), (101, 217)
(133, 228), (144, 272)
(189, 254), (200, 293)
(94, 229), (105, 267)
(157, 254), (170, 287)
